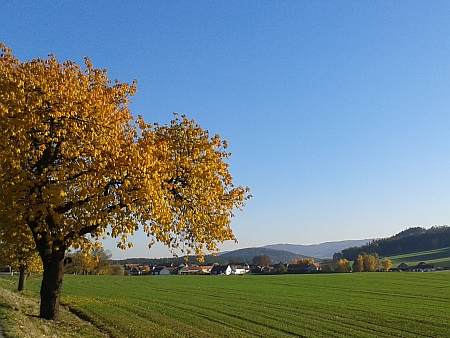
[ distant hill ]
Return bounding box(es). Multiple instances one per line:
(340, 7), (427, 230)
(116, 227), (450, 265)
(115, 248), (309, 266)
(114, 255), (230, 267)
(337, 226), (450, 261)
(114, 240), (373, 265)
(218, 247), (310, 264)
(264, 240), (372, 259)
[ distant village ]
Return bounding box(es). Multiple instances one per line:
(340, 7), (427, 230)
(122, 260), (435, 276)
(123, 261), (321, 276)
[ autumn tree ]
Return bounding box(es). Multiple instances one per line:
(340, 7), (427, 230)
(91, 247), (112, 275)
(252, 254), (272, 266)
(0, 214), (43, 291)
(64, 251), (95, 275)
(335, 259), (350, 273)
(64, 247), (111, 275)
(372, 253), (380, 271)
(362, 253), (379, 272)
(352, 253), (379, 272)
(276, 263), (287, 274)
(352, 255), (364, 272)
(0, 44), (251, 320)
(291, 258), (314, 265)
(0, 235), (43, 291)
(109, 264), (124, 276)
(381, 257), (392, 272)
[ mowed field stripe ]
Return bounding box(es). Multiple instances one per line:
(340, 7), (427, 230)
(23, 272), (450, 337)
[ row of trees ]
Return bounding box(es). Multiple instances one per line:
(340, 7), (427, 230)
(291, 258), (315, 265)
(0, 43), (250, 319)
(0, 239), (43, 291)
(64, 247), (114, 275)
(250, 254), (393, 273)
(0, 244), (126, 292)
(352, 253), (380, 272)
(319, 254), (392, 273)
(327, 255), (392, 273)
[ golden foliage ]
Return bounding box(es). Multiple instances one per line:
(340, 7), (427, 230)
(291, 258), (314, 265)
(335, 259), (350, 273)
(362, 253), (379, 272)
(65, 247), (111, 275)
(381, 257), (392, 272)
(0, 212), (43, 275)
(0, 43), (251, 264)
(0, 234), (43, 275)
(353, 255), (364, 272)
(352, 253), (380, 272)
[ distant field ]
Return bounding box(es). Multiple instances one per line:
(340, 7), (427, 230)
(23, 272), (450, 337)
(387, 247), (450, 268)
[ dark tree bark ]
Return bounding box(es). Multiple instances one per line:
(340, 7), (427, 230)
(18, 265), (27, 292)
(39, 249), (66, 320)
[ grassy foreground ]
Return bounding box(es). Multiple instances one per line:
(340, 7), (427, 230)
(2, 272), (450, 337)
(0, 277), (107, 338)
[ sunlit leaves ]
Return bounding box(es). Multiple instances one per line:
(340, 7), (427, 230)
(64, 247), (112, 275)
(0, 225), (43, 276)
(381, 257), (392, 272)
(292, 258), (315, 265)
(335, 259), (351, 273)
(353, 255), (364, 272)
(0, 42), (251, 264)
(137, 114), (252, 257)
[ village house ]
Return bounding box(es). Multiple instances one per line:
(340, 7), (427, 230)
(395, 262), (435, 272)
(250, 265), (264, 274)
(151, 266), (171, 275)
(211, 265), (232, 275)
(178, 265), (200, 275)
(123, 264), (144, 276)
(123, 263), (140, 271)
(411, 262), (435, 272)
(230, 264), (249, 275)
(287, 262), (321, 274)
(199, 265), (213, 274)
(177, 264), (213, 275)
(397, 263), (409, 271)
(210, 264), (249, 275)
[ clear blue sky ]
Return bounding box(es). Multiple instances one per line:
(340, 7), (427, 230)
(3, 1), (450, 259)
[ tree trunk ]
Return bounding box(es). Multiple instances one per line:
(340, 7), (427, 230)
(18, 265), (26, 292)
(39, 250), (65, 320)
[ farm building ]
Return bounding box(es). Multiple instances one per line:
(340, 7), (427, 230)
(211, 265), (232, 275)
(396, 262), (435, 272)
(151, 266), (171, 275)
(177, 265), (213, 274)
(287, 262), (321, 274)
(210, 264), (249, 275)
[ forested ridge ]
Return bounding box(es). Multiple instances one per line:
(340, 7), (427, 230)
(114, 255), (231, 267)
(335, 226), (450, 261)
(113, 248), (306, 266)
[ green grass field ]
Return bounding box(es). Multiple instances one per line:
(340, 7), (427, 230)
(10, 272), (448, 337)
(387, 247), (450, 268)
